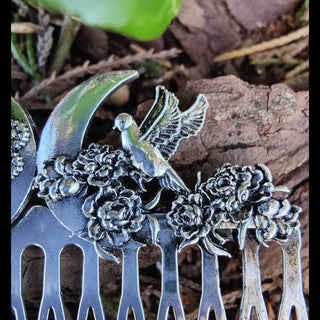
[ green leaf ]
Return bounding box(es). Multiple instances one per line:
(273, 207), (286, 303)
(22, 0), (184, 40)
(11, 34), (33, 76)
(11, 31), (41, 84)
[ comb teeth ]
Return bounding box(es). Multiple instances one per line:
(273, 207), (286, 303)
(11, 206), (106, 320)
(11, 206), (308, 320)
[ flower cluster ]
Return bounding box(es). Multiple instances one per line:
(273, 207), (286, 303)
(35, 143), (150, 257)
(35, 143), (150, 202)
(35, 143), (302, 255)
(82, 180), (145, 247)
(167, 162), (301, 254)
(11, 120), (30, 179)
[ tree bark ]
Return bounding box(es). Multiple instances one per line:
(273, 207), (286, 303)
(167, 0), (301, 72)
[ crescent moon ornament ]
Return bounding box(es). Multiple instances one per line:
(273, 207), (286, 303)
(37, 70), (139, 170)
(35, 70), (139, 236)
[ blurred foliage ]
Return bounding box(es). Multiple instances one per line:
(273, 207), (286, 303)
(21, 0), (184, 40)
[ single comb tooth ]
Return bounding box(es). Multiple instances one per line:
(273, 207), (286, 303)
(76, 240), (105, 320)
(197, 248), (227, 320)
(38, 247), (65, 320)
(117, 240), (145, 320)
(239, 236), (268, 320)
(277, 229), (308, 320)
(156, 215), (185, 320)
(11, 244), (27, 320)
(156, 242), (185, 320)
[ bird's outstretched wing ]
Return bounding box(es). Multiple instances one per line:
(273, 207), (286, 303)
(139, 86), (209, 161)
(139, 86), (180, 140)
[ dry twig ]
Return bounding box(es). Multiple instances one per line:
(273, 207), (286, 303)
(285, 59), (309, 79)
(20, 48), (182, 104)
(214, 25), (309, 62)
(11, 22), (45, 34)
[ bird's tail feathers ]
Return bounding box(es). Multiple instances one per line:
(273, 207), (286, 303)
(160, 169), (190, 193)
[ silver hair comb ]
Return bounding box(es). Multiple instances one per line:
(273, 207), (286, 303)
(11, 70), (308, 320)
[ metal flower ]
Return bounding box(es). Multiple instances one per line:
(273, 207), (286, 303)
(254, 198), (301, 246)
(167, 194), (211, 242)
(199, 163), (274, 223)
(35, 156), (85, 201)
(72, 143), (150, 191)
(73, 143), (124, 186)
(167, 193), (230, 256)
(82, 179), (145, 247)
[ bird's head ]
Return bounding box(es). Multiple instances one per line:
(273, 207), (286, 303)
(113, 113), (134, 132)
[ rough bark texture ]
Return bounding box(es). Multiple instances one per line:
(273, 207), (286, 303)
(21, 75), (309, 318)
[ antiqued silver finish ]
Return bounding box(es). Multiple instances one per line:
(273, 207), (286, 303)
(11, 119), (30, 180)
(155, 214), (185, 320)
(11, 70), (308, 320)
(11, 206), (105, 320)
(37, 70), (139, 169)
(198, 248), (226, 320)
(278, 229), (308, 320)
(11, 98), (37, 224)
(113, 86), (208, 193)
(117, 240), (145, 320)
(239, 236), (268, 320)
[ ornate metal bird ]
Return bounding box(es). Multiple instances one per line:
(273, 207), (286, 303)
(113, 85), (209, 193)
